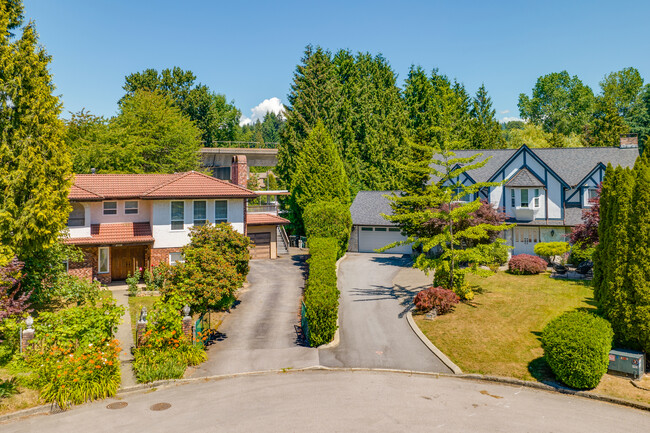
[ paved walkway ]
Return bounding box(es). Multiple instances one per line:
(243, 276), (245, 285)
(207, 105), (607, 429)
(319, 254), (452, 373)
(5, 370), (649, 432)
(108, 284), (137, 388)
(187, 252), (319, 376)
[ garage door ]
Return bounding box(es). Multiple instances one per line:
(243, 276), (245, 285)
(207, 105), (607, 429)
(249, 232), (271, 259)
(358, 226), (411, 254)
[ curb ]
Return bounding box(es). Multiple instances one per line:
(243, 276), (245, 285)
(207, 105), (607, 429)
(405, 311), (463, 375)
(3, 366), (648, 424)
(317, 253), (347, 349)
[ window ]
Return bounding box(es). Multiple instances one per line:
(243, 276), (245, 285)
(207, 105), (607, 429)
(103, 201), (117, 215)
(361, 227), (373, 231)
(215, 200), (228, 223)
(455, 187), (470, 202)
(193, 201), (207, 226)
(588, 188), (598, 202)
(98, 247), (109, 273)
(125, 201), (139, 214)
(374, 227), (387, 232)
(388, 228), (400, 232)
(68, 203), (85, 226)
(169, 252), (184, 265)
(520, 189), (529, 207)
(511, 189), (515, 207)
(534, 189), (540, 208)
(171, 201), (184, 230)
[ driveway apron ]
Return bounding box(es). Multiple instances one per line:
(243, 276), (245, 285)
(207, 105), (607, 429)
(319, 253), (452, 373)
(188, 253), (320, 376)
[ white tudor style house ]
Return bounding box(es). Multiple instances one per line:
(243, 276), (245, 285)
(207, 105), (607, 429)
(65, 156), (289, 283)
(349, 138), (640, 256)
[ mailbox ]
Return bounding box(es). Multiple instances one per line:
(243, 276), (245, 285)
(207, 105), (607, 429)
(608, 349), (645, 380)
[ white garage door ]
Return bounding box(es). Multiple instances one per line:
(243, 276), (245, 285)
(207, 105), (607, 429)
(359, 226), (412, 254)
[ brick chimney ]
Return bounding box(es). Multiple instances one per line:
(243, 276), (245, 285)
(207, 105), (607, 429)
(231, 155), (248, 188)
(620, 134), (639, 148)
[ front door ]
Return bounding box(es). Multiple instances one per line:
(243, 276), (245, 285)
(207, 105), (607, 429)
(111, 245), (147, 280)
(513, 227), (539, 255)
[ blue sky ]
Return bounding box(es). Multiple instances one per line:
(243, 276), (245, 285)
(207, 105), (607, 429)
(23, 0), (650, 123)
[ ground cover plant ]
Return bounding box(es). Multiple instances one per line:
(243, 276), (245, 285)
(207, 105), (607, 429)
(508, 254), (547, 275)
(303, 237), (339, 346)
(541, 311), (613, 389)
(414, 271), (650, 405)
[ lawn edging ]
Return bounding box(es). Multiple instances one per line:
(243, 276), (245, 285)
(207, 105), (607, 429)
(406, 311), (463, 374)
(317, 253), (346, 349)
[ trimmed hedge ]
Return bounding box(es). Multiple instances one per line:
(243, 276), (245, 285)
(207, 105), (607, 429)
(541, 311), (613, 389)
(304, 237), (340, 346)
(508, 254), (547, 275)
(303, 200), (352, 259)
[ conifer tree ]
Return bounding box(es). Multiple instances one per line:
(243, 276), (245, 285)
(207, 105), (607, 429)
(470, 84), (507, 149)
(0, 1), (72, 260)
(289, 122), (350, 234)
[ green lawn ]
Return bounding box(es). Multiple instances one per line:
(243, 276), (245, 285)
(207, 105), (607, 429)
(415, 271), (650, 405)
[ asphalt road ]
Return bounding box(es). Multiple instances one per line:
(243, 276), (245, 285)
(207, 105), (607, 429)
(6, 370), (648, 432)
(187, 253), (319, 376)
(319, 253), (452, 373)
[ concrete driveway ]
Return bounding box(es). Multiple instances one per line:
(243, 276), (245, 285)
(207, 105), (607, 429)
(319, 253), (452, 373)
(6, 370), (648, 432)
(188, 252), (319, 376)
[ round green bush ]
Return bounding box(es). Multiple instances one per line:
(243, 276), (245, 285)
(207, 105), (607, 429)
(541, 311), (613, 389)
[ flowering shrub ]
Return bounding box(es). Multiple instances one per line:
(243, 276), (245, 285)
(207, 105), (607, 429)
(508, 254), (547, 275)
(413, 287), (460, 315)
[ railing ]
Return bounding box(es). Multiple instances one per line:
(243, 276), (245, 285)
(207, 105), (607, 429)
(247, 204), (279, 214)
(205, 141), (279, 149)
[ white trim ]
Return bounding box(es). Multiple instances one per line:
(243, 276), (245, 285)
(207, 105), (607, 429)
(214, 199), (228, 223)
(125, 200), (139, 215)
(98, 247), (110, 274)
(103, 201), (117, 215)
(193, 200), (207, 226)
(170, 201), (185, 231)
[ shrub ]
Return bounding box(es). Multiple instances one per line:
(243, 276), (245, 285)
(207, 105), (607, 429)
(413, 287), (460, 314)
(541, 311), (613, 389)
(569, 241), (595, 266)
(143, 269), (154, 290)
(476, 241), (511, 266)
(54, 274), (102, 306)
(303, 237), (339, 346)
(508, 254), (547, 275)
(303, 200), (352, 259)
(433, 264), (473, 300)
(126, 269), (141, 296)
(0, 377), (19, 399)
(534, 242), (570, 263)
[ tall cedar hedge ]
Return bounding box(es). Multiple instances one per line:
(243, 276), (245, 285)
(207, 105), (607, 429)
(303, 200), (352, 259)
(304, 237), (339, 346)
(594, 160), (650, 352)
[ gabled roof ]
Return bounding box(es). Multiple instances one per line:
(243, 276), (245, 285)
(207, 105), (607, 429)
(350, 191), (400, 226)
(70, 171), (257, 200)
(431, 145), (639, 187)
(246, 213), (290, 225)
(64, 222), (154, 245)
(505, 167), (544, 187)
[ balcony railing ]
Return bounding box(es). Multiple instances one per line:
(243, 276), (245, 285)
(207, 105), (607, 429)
(247, 204), (279, 215)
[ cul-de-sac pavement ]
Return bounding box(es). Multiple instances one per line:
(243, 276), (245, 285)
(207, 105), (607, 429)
(4, 253), (649, 432)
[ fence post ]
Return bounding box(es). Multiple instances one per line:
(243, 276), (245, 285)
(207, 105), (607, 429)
(181, 305), (192, 341)
(136, 307), (147, 348)
(20, 316), (35, 352)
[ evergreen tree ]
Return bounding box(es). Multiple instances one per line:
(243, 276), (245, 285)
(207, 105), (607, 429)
(0, 2), (72, 259)
(470, 84), (507, 149)
(585, 98), (629, 147)
(289, 122), (350, 234)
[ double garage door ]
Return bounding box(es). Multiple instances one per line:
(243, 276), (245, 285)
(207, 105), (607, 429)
(359, 226), (412, 254)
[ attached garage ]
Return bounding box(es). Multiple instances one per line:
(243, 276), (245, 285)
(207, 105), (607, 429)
(349, 190), (412, 255)
(249, 232), (271, 259)
(246, 213), (290, 259)
(358, 226), (411, 254)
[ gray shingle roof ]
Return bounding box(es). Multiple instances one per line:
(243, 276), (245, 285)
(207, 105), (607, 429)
(431, 146), (639, 187)
(505, 168), (544, 187)
(350, 190), (400, 226)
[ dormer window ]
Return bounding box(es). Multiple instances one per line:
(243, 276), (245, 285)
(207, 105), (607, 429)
(520, 189), (529, 207)
(68, 203), (85, 226)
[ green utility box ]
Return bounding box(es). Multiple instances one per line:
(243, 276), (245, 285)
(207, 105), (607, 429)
(607, 349), (645, 380)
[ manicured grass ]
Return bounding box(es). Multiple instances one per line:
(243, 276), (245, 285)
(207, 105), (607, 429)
(128, 295), (160, 341)
(0, 368), (41, 416)
(414, 271), (650, 405)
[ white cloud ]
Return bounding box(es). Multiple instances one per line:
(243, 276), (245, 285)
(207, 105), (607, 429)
(499, 116), (525, 124)
(499, 109), (510, 115)
(239, 97), (285, 126)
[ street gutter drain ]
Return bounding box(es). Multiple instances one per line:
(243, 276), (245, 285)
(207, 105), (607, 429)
(150, 402), (171, 411)
(106, 402), (128, 410)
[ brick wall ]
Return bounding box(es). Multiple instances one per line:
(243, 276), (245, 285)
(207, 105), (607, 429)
(151, 247), (182, 267)
(68, 247), (96, 282)
(231, 155), (248, 188)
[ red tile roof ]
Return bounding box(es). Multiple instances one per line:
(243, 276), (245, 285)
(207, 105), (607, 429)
(70, 171), (256, 200)
(64, 222), (154, 245)
(246, 213), (290, 225)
